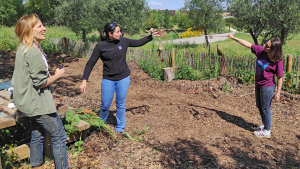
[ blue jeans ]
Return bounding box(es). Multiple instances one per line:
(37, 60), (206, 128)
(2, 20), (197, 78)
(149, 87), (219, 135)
(30, 112), (68, 169)
(99, 76), (130, 132)
(255, 85), (275, 131)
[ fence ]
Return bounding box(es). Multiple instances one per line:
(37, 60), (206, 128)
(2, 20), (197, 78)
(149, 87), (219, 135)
(49, 37), (300, 87)
(126, 47), (300, 87)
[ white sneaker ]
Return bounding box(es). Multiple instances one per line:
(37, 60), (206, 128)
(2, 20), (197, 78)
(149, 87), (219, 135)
(254, 124), (264, 131)
(253, 130), (271, 138)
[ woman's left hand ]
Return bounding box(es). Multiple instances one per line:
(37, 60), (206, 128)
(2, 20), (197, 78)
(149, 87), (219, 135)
(274, 94), (280, 102)
(152, 31), (163, 37)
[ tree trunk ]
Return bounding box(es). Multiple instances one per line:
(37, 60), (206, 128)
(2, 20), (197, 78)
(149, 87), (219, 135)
(82, 30), (86, 43)
(280, 27), (286, 45)
(204, 28), (209, 47)
(249, 28), (258, 45)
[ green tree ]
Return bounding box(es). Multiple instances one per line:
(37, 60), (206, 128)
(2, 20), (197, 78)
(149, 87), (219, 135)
(163, 9), (171, 28)
(228, 0), (268, 45)
(25, 0), (60, 25)
(176, 11), (191, 30)
(145, 10), (160, 29)
(55, 0), (100, 42)
(102, 0), (149, 35)
(184, 0), (224, 47)
(262, 0), (300, 45)
(0, 0), (25, 26)
(224, 17), (236, 32)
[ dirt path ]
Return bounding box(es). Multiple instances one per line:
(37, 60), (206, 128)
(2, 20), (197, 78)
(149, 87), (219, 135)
(2, 50), (300, 168)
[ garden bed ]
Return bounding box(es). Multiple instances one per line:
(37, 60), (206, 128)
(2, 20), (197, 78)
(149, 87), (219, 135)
(1, 50), (300, 168)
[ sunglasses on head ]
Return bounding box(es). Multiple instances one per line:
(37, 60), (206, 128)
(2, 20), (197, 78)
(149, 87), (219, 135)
(110, 22), (116, 31)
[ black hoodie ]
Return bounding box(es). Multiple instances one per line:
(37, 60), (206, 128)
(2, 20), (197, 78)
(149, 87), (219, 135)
(82, 35), (153, 81)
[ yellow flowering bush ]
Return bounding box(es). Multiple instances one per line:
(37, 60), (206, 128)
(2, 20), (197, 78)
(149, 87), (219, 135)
(181, 27), (204, 38)
(1, 144), (20, 168)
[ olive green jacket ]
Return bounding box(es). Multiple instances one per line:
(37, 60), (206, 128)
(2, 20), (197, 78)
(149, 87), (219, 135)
(11, 44), (57, 117)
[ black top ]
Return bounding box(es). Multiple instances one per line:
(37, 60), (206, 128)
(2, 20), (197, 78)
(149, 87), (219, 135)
(82, 35), (153, 81)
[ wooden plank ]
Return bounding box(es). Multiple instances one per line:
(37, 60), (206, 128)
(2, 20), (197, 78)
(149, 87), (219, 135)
(0, 90), (11, 100)
(296, 55), (299, 88)
(12, 144), (30, 161)
(75, 120), (90, 131)
(0, 113), (16, 129)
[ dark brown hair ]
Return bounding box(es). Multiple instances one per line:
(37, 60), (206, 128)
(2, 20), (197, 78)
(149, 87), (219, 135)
(269, 38), (283, 62)
(100, 22), (119, 41)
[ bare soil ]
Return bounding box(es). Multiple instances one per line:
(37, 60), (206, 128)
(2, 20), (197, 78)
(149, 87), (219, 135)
(2, 50), (300, 169)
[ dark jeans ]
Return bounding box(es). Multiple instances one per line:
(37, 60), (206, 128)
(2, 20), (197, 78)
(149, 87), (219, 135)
(99, 76), (130, 132)
(30, 112), (69, 169)
(255, 85), (275, 131)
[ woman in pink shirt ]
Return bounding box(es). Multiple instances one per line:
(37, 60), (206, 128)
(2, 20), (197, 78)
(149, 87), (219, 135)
(227, 34), (283, 138)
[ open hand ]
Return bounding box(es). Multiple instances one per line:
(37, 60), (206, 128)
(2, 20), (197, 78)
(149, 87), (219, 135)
(152, 30), (163, 37)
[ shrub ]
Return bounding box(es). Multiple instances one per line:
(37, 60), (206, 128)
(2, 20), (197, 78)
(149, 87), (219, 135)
(181, 27), (204, 39)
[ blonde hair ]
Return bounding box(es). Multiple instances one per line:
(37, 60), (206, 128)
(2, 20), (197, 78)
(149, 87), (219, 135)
(14, 13), (40, 53)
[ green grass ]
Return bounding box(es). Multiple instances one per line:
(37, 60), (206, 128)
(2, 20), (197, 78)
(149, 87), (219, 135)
(1, 26), (300, 57)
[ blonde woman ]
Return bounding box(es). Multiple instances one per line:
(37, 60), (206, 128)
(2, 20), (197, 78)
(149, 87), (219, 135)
(12, 14), (68, 169)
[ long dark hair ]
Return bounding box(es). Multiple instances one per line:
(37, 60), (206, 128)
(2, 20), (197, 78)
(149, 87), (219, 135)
(269, 38), (283, 62)
(100, 22), (118, 41)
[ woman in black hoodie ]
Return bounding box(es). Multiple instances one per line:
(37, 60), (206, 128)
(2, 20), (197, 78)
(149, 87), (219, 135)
(80, 22), (160, 133)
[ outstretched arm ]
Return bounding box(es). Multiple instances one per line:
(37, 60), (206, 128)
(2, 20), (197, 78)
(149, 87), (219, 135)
(227, 34), (252, 48)
(127, 32), (162, 47)
(127, 35), (153, 47)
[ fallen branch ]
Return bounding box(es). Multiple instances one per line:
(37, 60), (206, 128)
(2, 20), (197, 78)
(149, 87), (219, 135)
(238, 92), (254, 98)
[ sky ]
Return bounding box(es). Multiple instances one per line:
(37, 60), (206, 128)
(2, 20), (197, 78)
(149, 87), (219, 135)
(148, 0), (185, 10)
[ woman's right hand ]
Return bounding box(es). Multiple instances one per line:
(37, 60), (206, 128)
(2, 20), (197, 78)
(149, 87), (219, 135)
(54, 68), (65, 78)
(80, 80), (87, 93)
(227, 34), (234, 39)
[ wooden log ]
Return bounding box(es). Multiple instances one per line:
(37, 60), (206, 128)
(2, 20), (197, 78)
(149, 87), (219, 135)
(296, 55), (299, 88)
(0, 113), (16, 130)
(163, 67), (174, 82)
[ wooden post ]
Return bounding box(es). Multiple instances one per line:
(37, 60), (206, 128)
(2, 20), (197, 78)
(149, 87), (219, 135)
(296, 55), (299, 89)
(287, 54), (293, 87)
(172, 48), (175, 71)
(63, 37), (67, 53)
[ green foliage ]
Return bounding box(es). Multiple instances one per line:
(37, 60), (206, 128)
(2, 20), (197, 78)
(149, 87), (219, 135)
(228, 0), (300, 45)
(108, 0), (149, 35)
(0, 0), (25, 27)
(55, 0), (101, 42)
(125, 125), (151, 142)
(176, 66), (201, 81)
(73, 140), (83, 154)
(0, 26), (18, 51)
(163, 9), (171, 29)
(145, 11), (160, 29)
(63, 110), (80, 135)
(0, 144), (20, 169)
(139, 60), (164, 81)
(40, 39), (58, 54)
(222, 82), (230, 95)
(78, 112), (115, 141)
(176, 11), (191, 30)
(261, 1), (300, 45)
(25, 0), (60, 25)
(185, 0), (224, 46)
